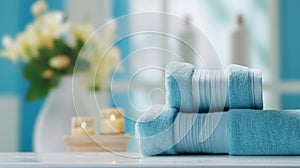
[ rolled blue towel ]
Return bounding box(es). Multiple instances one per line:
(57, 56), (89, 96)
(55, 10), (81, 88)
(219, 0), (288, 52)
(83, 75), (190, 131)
(228, 109), (300, 155)
(165, 62), (263, 113)
(135, 106), (178, 156)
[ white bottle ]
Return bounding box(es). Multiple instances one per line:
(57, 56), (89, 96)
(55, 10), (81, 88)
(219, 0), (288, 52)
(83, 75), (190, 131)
(179, 16), (196, 65)
(230, 15), (250, 66)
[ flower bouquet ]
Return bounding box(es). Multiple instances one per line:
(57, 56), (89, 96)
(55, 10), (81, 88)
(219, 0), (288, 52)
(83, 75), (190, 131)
(1, 0), (121, 101)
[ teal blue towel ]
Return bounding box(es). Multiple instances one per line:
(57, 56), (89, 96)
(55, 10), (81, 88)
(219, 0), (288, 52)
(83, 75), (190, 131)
(174, 112), (228, 154)
(136, 107), (229, 156)
(137, 108), (300, 156)
(228, 65), (263, 109)
(165, 62), (263, 113)
(135, 106), (178, 156)
(228, 109), (300, 155)
(165, 62), (195, 112)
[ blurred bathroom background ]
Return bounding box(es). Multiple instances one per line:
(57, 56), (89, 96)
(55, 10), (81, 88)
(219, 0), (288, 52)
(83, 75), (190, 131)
(1, 0), (300, 152)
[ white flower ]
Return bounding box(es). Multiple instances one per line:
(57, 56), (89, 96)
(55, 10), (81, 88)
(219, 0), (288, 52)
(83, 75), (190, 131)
(2, 35), (13, 48)
(38, 12), (69, 39)
(71, 23), (94, 43)
(15, 30), (40, 60)
(1, 36), (19, 62)
(1, 30), (41, 61)
(25, 12), (70, 49)
(31, 0), (48, 16)
(1, 11), (70, 62)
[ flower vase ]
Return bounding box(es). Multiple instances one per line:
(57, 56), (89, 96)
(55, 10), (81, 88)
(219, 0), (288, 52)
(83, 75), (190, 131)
(34, 76), (108, 152)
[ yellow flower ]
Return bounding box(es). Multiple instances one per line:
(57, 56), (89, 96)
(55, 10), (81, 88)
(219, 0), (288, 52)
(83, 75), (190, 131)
(42, 69), (54, 79)
(49, 55), (71, 70)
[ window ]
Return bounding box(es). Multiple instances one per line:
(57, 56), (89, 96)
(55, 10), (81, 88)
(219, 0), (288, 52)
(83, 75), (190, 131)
(112, 0), (275, 117)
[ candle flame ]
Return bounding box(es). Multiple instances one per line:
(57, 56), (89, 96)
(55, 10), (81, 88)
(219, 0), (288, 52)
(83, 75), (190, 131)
(110, 114), (116, 121)
(81, 121), (87, 129)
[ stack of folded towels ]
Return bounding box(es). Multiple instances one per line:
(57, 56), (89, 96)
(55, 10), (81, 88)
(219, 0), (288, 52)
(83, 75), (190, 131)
(136, 62), (300, 156)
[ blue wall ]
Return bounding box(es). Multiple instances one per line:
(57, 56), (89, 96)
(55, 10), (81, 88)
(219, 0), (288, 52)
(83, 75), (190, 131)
(280, 0), (300, 109)
(19, 0), (64, 152)
(112, 0), (131, 80)
(111, 0), (134, 135)
(280, 0), (300, 80)
(281, 94), (300, 109)
(112, 0), (139, 151)
(0, 1), (20, 94)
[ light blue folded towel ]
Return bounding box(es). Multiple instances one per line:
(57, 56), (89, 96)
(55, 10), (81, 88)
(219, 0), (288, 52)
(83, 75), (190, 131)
(135, 106), (178, 156)
(136, 107), (229, 156)
(137, 108), (300, 156)
(174, 112), (228, 154)
(228, 65), (263, 109)
(165, 62), (263, 113)
(228, 109), (300, 155)
(165, 62), (195, 112)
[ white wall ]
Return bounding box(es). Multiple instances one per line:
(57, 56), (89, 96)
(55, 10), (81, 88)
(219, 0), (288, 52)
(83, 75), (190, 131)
(0, 95), (20, 152)
(66, 0), (111, 27)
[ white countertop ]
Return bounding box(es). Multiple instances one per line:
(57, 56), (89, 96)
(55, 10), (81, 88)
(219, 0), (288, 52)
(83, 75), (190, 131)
(1, 152), (300, 168)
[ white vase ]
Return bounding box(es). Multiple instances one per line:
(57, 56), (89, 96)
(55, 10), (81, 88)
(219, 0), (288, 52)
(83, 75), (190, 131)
(34, 76), (109, 152)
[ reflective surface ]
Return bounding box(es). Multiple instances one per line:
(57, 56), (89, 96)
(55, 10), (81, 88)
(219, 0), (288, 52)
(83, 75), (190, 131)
(0, 153), (300, 168)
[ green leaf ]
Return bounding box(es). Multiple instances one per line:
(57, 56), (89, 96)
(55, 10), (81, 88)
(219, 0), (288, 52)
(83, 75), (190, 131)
(24, 66), (62, 101)
(26, 83), (50, 101)
(23, 61), (47, 81)
(76, 40), (85, 49)
(73, 40), (85, 59)
(49, 72), (61, 88)
(38, 47), (56, 58)
(53, 39), (67, 52)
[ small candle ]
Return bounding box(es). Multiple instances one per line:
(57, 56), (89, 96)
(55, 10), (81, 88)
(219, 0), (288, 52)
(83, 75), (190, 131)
(71, 117), (95, 136)
(100, 108), (124, 134)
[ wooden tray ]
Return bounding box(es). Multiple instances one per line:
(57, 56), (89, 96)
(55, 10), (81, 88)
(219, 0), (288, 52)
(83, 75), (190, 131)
(62, 134), (131, 152)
